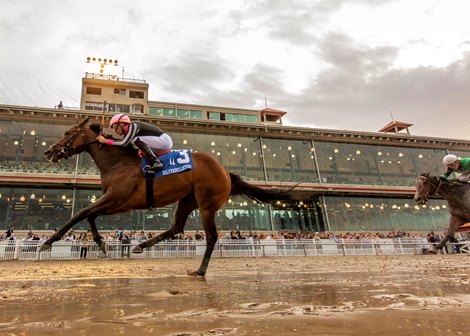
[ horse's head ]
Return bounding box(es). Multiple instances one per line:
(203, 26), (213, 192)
(414, 173), (441, 204)
(44, 118), (95, 163)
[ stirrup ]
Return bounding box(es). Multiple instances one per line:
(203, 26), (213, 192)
(145, 162), (163, 174)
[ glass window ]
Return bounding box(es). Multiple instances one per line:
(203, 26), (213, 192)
(132, 104), (144, 114)
(170, 131), (264, 181)
(0, 120), (77, 175)
(86, 87), (102, 95)
(114, 88), (126, 96)
(208, 112), (220, 120)
(108, 104), (130, 113)
(85, 101), (104, 111)
(129, 90), (144, 99)
(262, 138), (318, 182)
(189, 110), (203, 119)
(162, 108), (176, 117)
(225, 113), (257, 123)
(149, 107), (164, 116)
(315, 142), (447, 186)
(176, 109), (190, 118)
(324, 196), (449, 232)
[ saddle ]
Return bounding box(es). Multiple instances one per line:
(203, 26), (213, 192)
(141, 150), (193, 209)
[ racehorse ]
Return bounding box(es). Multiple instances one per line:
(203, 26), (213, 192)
(414, 172), (470, 253)
(43, 118), (306, 275)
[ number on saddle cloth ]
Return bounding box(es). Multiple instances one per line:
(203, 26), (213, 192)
(141, 150), (193, 178)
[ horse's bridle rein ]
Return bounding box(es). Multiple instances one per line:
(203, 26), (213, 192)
(53, 126), (98, 159)
(417, 175), (442, 202)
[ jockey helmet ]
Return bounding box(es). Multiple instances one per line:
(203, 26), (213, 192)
(109, 113), (131, 129)
(443, 154), (458, 166)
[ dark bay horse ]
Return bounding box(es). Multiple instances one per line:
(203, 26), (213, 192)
(414, 172), (470, 253)
(43, 118), (305, 275)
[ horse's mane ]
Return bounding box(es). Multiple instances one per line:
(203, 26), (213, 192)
(420, 172), (467, 188)
(88, 123), (137, 155)
(89, 123), (101, 135)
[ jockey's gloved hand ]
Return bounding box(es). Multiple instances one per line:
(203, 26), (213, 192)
(457, 175), (470, 182)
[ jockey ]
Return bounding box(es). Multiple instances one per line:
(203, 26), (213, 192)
(440, 154), (470, 182)
(96, 113), (173, 173)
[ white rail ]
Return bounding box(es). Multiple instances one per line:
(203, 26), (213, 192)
(0, 238), (461, 260)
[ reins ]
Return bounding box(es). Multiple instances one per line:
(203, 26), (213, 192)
(53, 127), (98, 159)
(417, 175), (443, 202)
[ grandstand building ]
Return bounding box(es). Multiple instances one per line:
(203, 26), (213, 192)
(1, 67), (469, 235)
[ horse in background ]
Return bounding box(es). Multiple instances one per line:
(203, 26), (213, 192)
(414, 173), (470, 253)
(43, 118), (307, 275)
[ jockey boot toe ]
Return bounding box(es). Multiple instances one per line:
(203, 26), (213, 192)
(145, 161), (163, 173)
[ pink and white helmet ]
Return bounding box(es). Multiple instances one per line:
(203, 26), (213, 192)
(109, 113), (131, 129)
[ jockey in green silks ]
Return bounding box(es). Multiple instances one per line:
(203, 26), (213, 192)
(440, 154), (470, 182)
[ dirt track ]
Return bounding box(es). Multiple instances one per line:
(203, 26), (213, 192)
(1, 255), (470, 335)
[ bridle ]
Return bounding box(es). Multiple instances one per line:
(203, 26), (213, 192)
(53, 126), (98, 159)
(417, 175), (442, 202)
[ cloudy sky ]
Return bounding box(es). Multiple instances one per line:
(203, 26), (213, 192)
(1, 0), (470, 140)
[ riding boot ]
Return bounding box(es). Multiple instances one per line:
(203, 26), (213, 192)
(134, 138), (163, 173)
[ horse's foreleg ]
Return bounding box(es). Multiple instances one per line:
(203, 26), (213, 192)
(88, 216), (107, 254)
(39, 195), (117, 252)
(39, 213), (86, 252)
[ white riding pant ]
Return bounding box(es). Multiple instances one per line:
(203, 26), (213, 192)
(135, 134), (173, 155)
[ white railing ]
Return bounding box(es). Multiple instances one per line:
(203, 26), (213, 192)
(0, 238), (462, 261)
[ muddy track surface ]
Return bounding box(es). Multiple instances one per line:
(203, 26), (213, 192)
(1, 255), (469, 335)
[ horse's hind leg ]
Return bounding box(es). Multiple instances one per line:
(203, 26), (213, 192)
(427, 216), (462, 254)
(133, 194), (198, 253)
(188, 208), (218, 276)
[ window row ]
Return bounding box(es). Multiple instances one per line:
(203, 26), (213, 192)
(0, 186), (448, 233)
(86, 86), (145, 99)
(1, 120), (467, 187)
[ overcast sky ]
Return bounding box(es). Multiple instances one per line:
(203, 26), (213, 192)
(1, 0), (469, 140)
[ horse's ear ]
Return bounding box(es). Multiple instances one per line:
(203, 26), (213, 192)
(78, 117), (90, 127)
(420, 172), (430, 178)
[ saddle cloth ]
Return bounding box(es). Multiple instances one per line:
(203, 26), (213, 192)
(141, 149), (193, 178)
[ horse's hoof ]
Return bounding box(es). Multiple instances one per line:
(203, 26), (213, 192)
(426, 247), (438, 254)
(187, 270), (205, 276)
(38, 244), (52, 253)
(99, 241), (108, 255)
(132, 246), (144, 254)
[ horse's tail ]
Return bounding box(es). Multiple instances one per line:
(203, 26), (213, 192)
(229, 172), (308, 204)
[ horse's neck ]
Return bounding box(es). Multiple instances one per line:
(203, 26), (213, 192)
(438, 183), (470, 208)
(86, 142), (137, 174)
